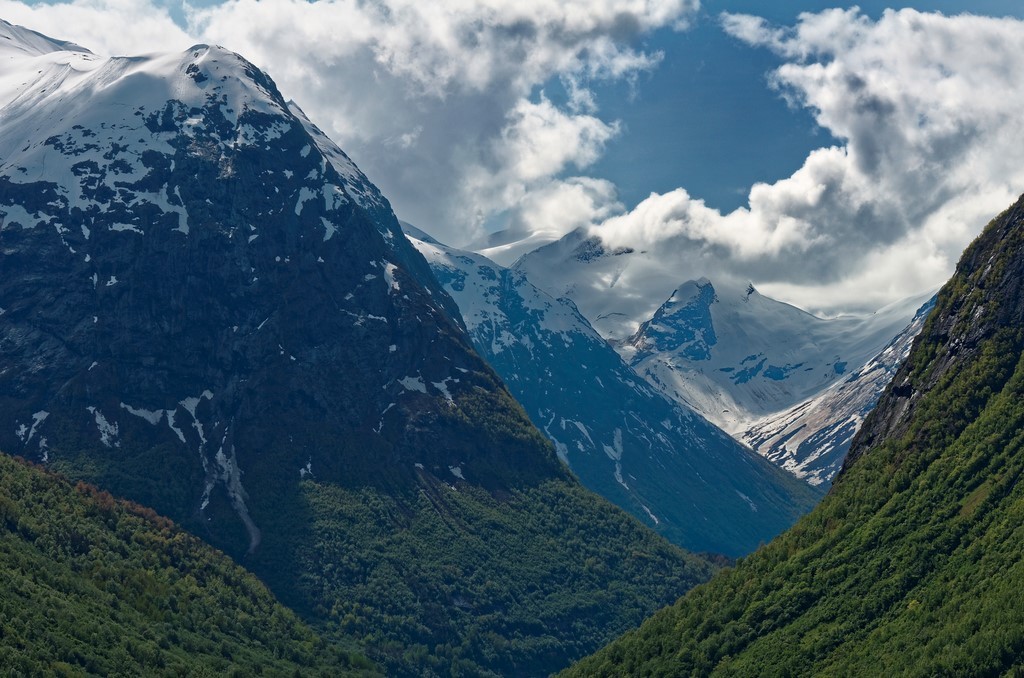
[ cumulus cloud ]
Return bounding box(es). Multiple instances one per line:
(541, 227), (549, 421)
(459, 96), (620, 257)
(0, 0), (190, 54)
(577, 8), (1024, 316)
(184, 0), (696, 244)
(479, 176), (622, 264)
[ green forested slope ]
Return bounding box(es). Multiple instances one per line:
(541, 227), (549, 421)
(283, 478), (715, 677)
(564, 195), (1024, 677)
(0, 455), (373, 677)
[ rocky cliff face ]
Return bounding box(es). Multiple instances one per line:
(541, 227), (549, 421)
(842, 195), (1024, 475)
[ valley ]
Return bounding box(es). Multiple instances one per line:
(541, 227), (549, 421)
(3, 8), (1023, 677)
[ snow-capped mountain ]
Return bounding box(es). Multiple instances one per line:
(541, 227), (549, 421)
(514, 229), (656, 341)
(406, 224), (821, 556)
(514, 226), (932, 483)
(621, 278), (932, 433)
(739, 296), (936, 485)
(0, 21), (485, 546)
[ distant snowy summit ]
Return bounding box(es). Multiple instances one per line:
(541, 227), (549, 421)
(405, 223), (822, 556)
(514, 225), (934, 484)
(622, 277), (932, 433)
(622, 280), (935, 484)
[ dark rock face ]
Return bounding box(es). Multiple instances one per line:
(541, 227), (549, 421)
(0, 43), (560, 554)
(841, 195), (1024, 475)
(627, 278), (718, 361)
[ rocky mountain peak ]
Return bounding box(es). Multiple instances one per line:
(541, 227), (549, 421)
(627, 278), (719, 361)
(0, 28), (560, 554)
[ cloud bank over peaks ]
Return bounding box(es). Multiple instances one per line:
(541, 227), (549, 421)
(3, 3), (1022, 317)
(0, 0), (192, 55)
(575, 8), (1024, 316)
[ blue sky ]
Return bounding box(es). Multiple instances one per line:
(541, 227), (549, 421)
(586, 15), (829, 213)
(5, 1), (1024, 314)
(591, 1), (1024, 212)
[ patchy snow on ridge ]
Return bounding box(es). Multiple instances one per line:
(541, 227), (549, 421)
(408, 227), (602, 360)
(398, 375), (428, 394)
(85, 406), (119, 448)
(0, 22), (408, 286)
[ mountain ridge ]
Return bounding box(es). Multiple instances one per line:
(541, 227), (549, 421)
(740, 295), (937, 484)
(405, 224), (822, 557)
(622, 277), (931, 433)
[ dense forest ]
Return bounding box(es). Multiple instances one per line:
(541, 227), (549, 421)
(254, 474), (716, 676)
(564, 196), (1024, 676)
(0, 454), (374, 676)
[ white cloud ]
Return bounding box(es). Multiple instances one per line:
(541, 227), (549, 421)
(460, 96), (620, 252)
(512, 177), (622, 241)
(576, 8), (1024, 319)
(496, 96), (619, 184)
(479, 176), (621, 264)
(0, 0), (190, 55)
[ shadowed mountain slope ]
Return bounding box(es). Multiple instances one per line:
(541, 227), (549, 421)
(407, 225), (821, 557)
